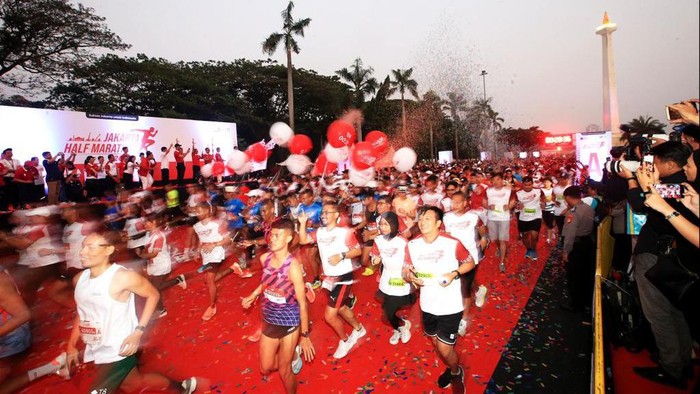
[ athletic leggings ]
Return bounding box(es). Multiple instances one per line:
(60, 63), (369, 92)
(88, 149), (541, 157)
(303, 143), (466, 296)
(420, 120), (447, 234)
(381, 292), (415, 330)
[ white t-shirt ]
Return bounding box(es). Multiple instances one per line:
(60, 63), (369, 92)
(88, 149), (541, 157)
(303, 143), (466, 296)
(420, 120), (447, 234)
(124, 217), (148, 249)
(541, 187), (554, 212)
(160, 152), (170, 168)
(63, 221), (91, 270)
(145, 229), (172, 276)
(193, 219), (226, 264)
(443, 211), (481, 265)
(441, 197), (452, 213)
(516, 188), (543, 221)
(486, 187), (512, 221)
(16, 224), (63, 268)
(310, 226), (359, 277)
(421, 191), (444, 208)
(552, 185), (568, 216)
(372, 235), (411, 296)
(405, 234), (470, 316)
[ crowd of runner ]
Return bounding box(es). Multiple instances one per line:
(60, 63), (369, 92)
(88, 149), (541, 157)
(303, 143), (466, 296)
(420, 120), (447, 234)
(1, 144), (602, 393)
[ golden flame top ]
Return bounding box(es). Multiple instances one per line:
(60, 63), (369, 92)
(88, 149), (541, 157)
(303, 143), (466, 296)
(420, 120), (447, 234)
(602, 12), (610, 24)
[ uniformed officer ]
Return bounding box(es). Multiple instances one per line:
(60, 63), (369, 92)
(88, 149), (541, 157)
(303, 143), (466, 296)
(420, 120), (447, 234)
(560, 186), (596, 312)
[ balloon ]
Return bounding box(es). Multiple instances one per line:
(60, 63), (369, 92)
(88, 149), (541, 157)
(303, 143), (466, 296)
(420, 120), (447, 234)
(350, 141), (378, 170)
(288, 134), (313, 155)
(392, 147), (417, 172)
(284, 154), (312, 175)
(200, 163), (213, 178)
(313, 151), (337, 175)
(348, 166), (375, 187)
(327, 120), (356, 148)
(246, 143), (267, 162)
(226, 150), (249, 171)
(269, 122), (294, 146)
(365, 130), (389, 156)
(324, 143), (349, 164)
(234, 161), (252, 175)
(212, 161), (225, 176)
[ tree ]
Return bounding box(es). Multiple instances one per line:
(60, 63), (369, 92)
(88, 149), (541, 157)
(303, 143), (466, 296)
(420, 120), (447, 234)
(335, 58), (378, 109)
(626, 115), (667, 134)
(261, 1), (311, 131)
(0, 0), (129, 90)
(389, 68), (419, 133)
(468, 98), (503, 156)
(443, 92), (468, 159)
(499, 126), (546, 152)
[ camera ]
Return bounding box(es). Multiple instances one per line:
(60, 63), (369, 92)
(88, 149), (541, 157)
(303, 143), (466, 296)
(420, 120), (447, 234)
(605, 124), (657, 175)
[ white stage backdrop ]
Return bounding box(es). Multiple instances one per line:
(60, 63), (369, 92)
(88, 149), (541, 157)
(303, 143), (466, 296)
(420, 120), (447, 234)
(0, 106), (237, 166)
(575, 131), (612, 182)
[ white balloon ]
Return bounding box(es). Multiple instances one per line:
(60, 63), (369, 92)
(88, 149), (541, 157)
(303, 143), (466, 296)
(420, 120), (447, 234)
(226, 149), (249, 171)
(348, 166), (375, 187)
(270, 122), (294, 147)
(325, 143), (349, 164)
(285, 154), (312, 175)
(392, 147), (417, 173)
(200, 163), (213, 178)
(234, 161), (252, 175)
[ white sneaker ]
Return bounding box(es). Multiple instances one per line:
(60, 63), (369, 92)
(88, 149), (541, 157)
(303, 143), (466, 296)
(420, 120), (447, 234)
(333, 338), (355, 359)
(475, 285), (488, 308)
(53, 352), (70, 380)
(182, 377), (197, 394)
(349, 325), (367, 342)
(177, 274), (187, 289)
(400, 319), (412, 344)
(458, 319), (468, 336)
(389, 330), (401, 345)
(291, 345), (303, 374)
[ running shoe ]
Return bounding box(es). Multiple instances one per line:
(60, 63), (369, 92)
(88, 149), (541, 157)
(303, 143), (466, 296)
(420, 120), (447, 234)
(305, 282), (316, 303)
(54, 352), (70, 380)
(524, 250), (533, 260)
(362, 267), (375, 276)
(182, 377), (198, 394)
(457, 319), (468, 337)
(333, 338), (355, 359)
(247, 327), (262, 342)
(177, 274), (187, 289)
(499, 262), (506, 273)
(347, 294), (358, 309)
(400, 319), (412, 344)
(437, 367), (453, 389)
(231, 262), (253, 278)
(158, 309), (168, 318)
(292, 345), (303, 374)
(531, 251), (539, 261)
(201, 306), (216, 321)
(451, 366), (466, 393)
(311, 279), (322, 289)
(475, 285), (488, 308)
(349, 325), (367, 342)
(389, 330), (401, 345)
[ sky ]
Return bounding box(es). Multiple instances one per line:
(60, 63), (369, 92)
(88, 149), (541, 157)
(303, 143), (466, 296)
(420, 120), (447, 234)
(77, 0), (699, 134)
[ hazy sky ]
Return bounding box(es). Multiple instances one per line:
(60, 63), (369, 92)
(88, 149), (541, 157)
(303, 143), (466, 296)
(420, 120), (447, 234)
(78, 0), (699, 134)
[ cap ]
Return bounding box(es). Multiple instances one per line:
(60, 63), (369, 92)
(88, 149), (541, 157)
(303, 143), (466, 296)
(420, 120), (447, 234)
(25, 206), (52, 217)
(246, 189), (264, 197)
(174, 143), (182, 147)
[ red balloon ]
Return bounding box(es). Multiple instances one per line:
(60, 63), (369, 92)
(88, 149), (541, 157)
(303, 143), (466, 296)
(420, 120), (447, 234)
(350, 141), (379, 170)
(288, 134), (313, 155)
(365, 130), (389, 156)
(313, 151), (337, 175)
(246, 144), (267, 162)
(212, 161), (225, 176)
(327, 120), (356, 148)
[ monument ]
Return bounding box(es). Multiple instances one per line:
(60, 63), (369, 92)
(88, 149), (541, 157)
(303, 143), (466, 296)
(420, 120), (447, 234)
(595, 12), (622, 144)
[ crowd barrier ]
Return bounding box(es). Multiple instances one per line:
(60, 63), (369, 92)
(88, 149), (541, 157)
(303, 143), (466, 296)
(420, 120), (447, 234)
(592, 216), (615, 393)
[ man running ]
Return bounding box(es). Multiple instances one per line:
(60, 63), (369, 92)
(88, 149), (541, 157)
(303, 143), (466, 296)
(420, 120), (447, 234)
(515, 176), (543, 260)
(297, 201), (366, 359)
(403, 206), (474, 392)
(483, 173), (515, 272)
(242, 219), (315, 393)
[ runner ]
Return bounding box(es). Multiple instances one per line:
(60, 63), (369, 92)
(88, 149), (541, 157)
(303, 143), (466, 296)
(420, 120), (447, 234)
(241, 219), (315, 393)
(65, 232), (197, 393)
(370, 211), (414, 345)
(515, 176), (543, 260)
(297, 202), (366, 359)
(403, 206), (474, 392)
(483, 172), (515, 272)
(541, 177), (556, 245)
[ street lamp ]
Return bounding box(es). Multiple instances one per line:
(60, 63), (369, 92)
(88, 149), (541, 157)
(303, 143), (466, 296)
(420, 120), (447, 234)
(480, 70), (488, 101)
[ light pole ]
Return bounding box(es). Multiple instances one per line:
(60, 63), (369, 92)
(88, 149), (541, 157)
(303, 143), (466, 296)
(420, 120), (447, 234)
(480, 70), (488, 101)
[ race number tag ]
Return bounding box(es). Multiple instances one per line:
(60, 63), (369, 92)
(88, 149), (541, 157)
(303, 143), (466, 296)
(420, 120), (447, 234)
(79, 321), (103, 346)
(524, 208), (536, 214)
(388, 277), (406, 287)
(415, 272), (437, 286)
(263, 288), (287, 304)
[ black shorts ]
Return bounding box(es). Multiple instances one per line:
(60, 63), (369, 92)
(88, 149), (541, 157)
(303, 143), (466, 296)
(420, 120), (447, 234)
(422, 311), (463, 345)
(262, 321), (298, 339)
(328, 272), (354, 309)
(517, 219), (542, 233)
(542, 211), (555, 228)
(461, 265), (478, 297)
(90, 355), (137, 394)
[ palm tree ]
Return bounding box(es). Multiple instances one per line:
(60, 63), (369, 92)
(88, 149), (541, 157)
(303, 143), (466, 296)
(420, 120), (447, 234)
(389, 68), (419, 133)
(443, 92), (468, 159)
(469, 98), (503, 156)
(626, 115), (667, 134)
(335, 58), (378, 109)
(262, 1), (311, 130)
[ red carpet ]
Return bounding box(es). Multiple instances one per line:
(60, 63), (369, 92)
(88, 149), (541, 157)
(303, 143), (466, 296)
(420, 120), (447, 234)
(14, 223), (550, 393)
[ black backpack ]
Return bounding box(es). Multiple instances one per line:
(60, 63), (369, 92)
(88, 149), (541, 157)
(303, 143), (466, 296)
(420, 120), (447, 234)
(601, 271), (656, 353)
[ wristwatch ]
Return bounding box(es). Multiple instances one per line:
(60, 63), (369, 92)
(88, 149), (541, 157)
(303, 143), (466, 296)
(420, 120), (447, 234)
(452, 270), (461, 279)
(135, 325), (146, 332)
(301, 330), (311, 338)
(665, 211), (680, 220)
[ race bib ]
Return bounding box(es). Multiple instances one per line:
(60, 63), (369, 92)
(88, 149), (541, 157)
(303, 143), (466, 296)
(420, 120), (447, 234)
(263, 288), (287, 304)
(524, 208), (536, 214)
(415, 272), (437, 286)
(388, 277), (406, 287)
(79, 321), (103, 346)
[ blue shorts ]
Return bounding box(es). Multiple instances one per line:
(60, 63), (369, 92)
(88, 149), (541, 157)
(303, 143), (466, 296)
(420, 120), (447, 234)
(0, 322), (31, 358)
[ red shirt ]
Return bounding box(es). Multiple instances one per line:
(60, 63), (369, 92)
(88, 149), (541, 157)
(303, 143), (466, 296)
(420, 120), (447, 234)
(14, 166), (36, 183)
(202, 153), (213, 164)
(84, 162), (98, 178)
(192, 153), (201, 166)
(138, 157), (150, 177)
(215, 153), (223, 162)
(174, 150), (184, 163)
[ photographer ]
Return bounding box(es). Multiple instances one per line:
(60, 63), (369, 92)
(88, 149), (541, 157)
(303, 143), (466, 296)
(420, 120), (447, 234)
(620, 141), (698, 389)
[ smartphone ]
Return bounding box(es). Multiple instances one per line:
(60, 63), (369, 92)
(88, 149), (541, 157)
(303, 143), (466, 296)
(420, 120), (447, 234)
(654, 183), (684, 199)
(665, 106), (682, 121)
(643, 154), (654, 165)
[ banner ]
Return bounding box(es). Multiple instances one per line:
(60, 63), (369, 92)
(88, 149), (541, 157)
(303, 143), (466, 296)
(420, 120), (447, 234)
(575, 131), (612, 182)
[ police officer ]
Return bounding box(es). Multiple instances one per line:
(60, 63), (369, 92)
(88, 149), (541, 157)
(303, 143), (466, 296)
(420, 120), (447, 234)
(559, 186), (596, 312)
